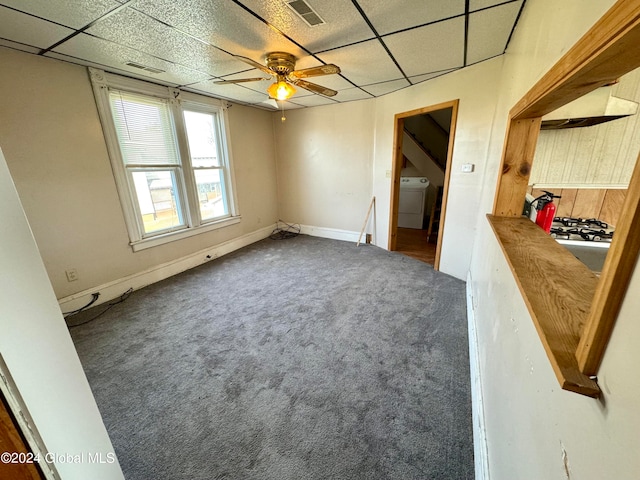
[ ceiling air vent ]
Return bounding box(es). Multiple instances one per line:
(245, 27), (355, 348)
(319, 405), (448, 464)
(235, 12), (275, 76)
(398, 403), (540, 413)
(285, 0), (325, 27)
(125, 61), (165, 74)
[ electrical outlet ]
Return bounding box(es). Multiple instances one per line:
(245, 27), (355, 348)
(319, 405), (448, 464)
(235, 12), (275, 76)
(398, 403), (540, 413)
(461, 163), (475, 173)
(385, 170), (392, 178)
(65, 269), (79, 282)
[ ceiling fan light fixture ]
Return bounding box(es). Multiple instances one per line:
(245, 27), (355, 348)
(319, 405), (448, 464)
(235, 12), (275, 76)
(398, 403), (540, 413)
(267, 76), (296, 100)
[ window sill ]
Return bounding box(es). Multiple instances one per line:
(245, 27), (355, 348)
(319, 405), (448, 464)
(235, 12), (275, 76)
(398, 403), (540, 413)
(487, 214), (601, 397)
(130, 216), (241, 252)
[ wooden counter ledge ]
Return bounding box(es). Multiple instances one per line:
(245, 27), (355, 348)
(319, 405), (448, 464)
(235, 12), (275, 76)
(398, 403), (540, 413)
(487, 215), (601, 397)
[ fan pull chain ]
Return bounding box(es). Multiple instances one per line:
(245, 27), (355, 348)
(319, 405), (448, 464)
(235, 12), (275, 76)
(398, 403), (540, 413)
(280, 101), (286, 122)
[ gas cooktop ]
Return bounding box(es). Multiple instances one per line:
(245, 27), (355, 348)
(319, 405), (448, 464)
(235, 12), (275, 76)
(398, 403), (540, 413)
(550, 217), (614, 242)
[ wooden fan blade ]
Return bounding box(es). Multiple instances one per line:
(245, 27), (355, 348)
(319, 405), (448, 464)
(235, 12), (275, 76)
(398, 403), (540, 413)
(232, 55), (275, 76)
(289, 64), (341, 79)
(213, 77), (267, 84)
(293, 79), (338, 97)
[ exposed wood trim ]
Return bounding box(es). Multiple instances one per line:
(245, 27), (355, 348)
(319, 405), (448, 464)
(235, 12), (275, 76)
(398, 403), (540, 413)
(492, 118), (542, 216)
(487, 215), (600, 397)
(388, 117), (404, 251)
(577, 153), (640, 374)
(389, 100), (459, 271)
(491, 0), (640, 394)
(434, 99), (459, 269)
(511, 2), (640, 120)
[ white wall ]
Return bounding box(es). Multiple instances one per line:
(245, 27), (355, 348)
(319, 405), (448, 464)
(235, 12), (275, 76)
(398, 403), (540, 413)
(468, 1), (640, 479)
(373, 59), (503, 279)
(0, 47), (279, 301)
(273, 100), (374, 233)
(0, 148), (124, 479)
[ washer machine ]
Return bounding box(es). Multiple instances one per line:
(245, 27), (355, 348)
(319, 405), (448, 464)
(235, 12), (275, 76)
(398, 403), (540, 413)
(398, 177), (430, 229)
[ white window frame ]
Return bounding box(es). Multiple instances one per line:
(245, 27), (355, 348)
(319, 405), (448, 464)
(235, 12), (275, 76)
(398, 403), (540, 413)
(89, 68), (240, 251)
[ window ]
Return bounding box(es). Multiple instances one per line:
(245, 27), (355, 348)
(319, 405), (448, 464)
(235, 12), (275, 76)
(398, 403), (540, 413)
(90, 68), (239, 250)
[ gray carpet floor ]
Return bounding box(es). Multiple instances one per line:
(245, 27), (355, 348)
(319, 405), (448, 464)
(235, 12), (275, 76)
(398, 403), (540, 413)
(69, 235), (473, 479)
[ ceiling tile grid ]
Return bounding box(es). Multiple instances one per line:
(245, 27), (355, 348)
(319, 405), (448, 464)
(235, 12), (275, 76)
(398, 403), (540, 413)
(383, 16), (466, 78)
(357, 0), (466, 36)
(0, 6), (73, 49)
(0, 0), (527, 110)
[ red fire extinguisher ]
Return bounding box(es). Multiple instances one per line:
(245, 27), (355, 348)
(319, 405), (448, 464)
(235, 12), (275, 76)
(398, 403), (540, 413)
(533, 190), (561, 234)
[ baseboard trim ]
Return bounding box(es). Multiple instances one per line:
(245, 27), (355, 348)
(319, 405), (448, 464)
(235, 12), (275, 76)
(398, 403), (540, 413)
(58, 224), (277, 312)
(298, 223), (361, 243)
(466, 271), (490, 480)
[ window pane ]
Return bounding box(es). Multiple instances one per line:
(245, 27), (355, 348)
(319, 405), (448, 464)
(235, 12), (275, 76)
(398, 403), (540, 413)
(195, 169), (228, 220)
(110, 90), (180, 166)
(184, 110), (220, 167)
(131, 170), (185, 234)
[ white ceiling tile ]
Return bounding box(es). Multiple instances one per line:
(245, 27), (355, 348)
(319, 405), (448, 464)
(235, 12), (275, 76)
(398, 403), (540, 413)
(333, 88), (374, 102)
(45, 50), (183, 85)
(409, 69), (456, 84)
(287, 94), (337, 107)
(87, 7), (244, 76)
(467, 1), (522, 65)
(384, 16), (465, 77)
(358, 0), (466, 35)
(1, 0), (121, 29)
(0, 1), (524, 108)
(52, 34), (211, 85)
(317, 40), (402, 85)
(187, 79), (271, 104)
(239, 0), (374, 53)
(131, 0), (306, 64)
(0, 6), (73, 49)
(302, 74), (355, 91)
(361, 78), (411, 96)
(470, 0), (518, 12)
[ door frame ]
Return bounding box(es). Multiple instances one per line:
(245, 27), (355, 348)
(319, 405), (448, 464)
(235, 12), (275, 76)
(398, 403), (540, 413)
(388, 99), (459, 270)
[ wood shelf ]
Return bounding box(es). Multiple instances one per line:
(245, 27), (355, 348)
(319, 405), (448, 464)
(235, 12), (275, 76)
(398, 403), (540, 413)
(487, 215), (601, 397)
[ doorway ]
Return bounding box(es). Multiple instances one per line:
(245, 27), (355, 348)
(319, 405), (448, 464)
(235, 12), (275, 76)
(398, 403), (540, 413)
(388, 100), (459, 269)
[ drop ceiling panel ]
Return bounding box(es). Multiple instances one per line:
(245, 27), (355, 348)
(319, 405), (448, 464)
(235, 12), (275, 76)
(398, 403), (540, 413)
(384, 16), (465, 76)
(0, 0), (121, 29)
(131, 0), (307, 65)
(470, 0), (518, 12)
(317, 39), (402, 85)
(52, 34), (210, 86)
(45, 50), (183, 85)
(0, 6), (73, 49)
(409, 69), (456, 84)
(239, 0), (373, 53)
(187, 79), (271, 104)
(361, 78), (410, 96)
(287, 94), (337, 107)
(358, 0), (466, 35)
(0, 0), (527, 108)
(332, 88), (373, 102)
(86, 7), (243, 76)
(303, 74), (356, 92)
(467, 1), (522, 65)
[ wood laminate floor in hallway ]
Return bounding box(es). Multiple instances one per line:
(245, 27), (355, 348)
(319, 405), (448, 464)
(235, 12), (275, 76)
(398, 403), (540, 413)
(396, 227), (436, 265)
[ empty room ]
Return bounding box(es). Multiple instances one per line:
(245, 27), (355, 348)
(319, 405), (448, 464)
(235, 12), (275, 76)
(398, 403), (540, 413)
(1, 1), (640, 479)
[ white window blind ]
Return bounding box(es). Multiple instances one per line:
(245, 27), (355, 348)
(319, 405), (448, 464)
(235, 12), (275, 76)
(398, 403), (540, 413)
(109, 90), (180, 166)
(91, 69), (240, 251)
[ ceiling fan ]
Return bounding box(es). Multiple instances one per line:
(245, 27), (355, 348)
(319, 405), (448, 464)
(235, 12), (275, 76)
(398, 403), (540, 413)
(214, 52), (341, 101)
